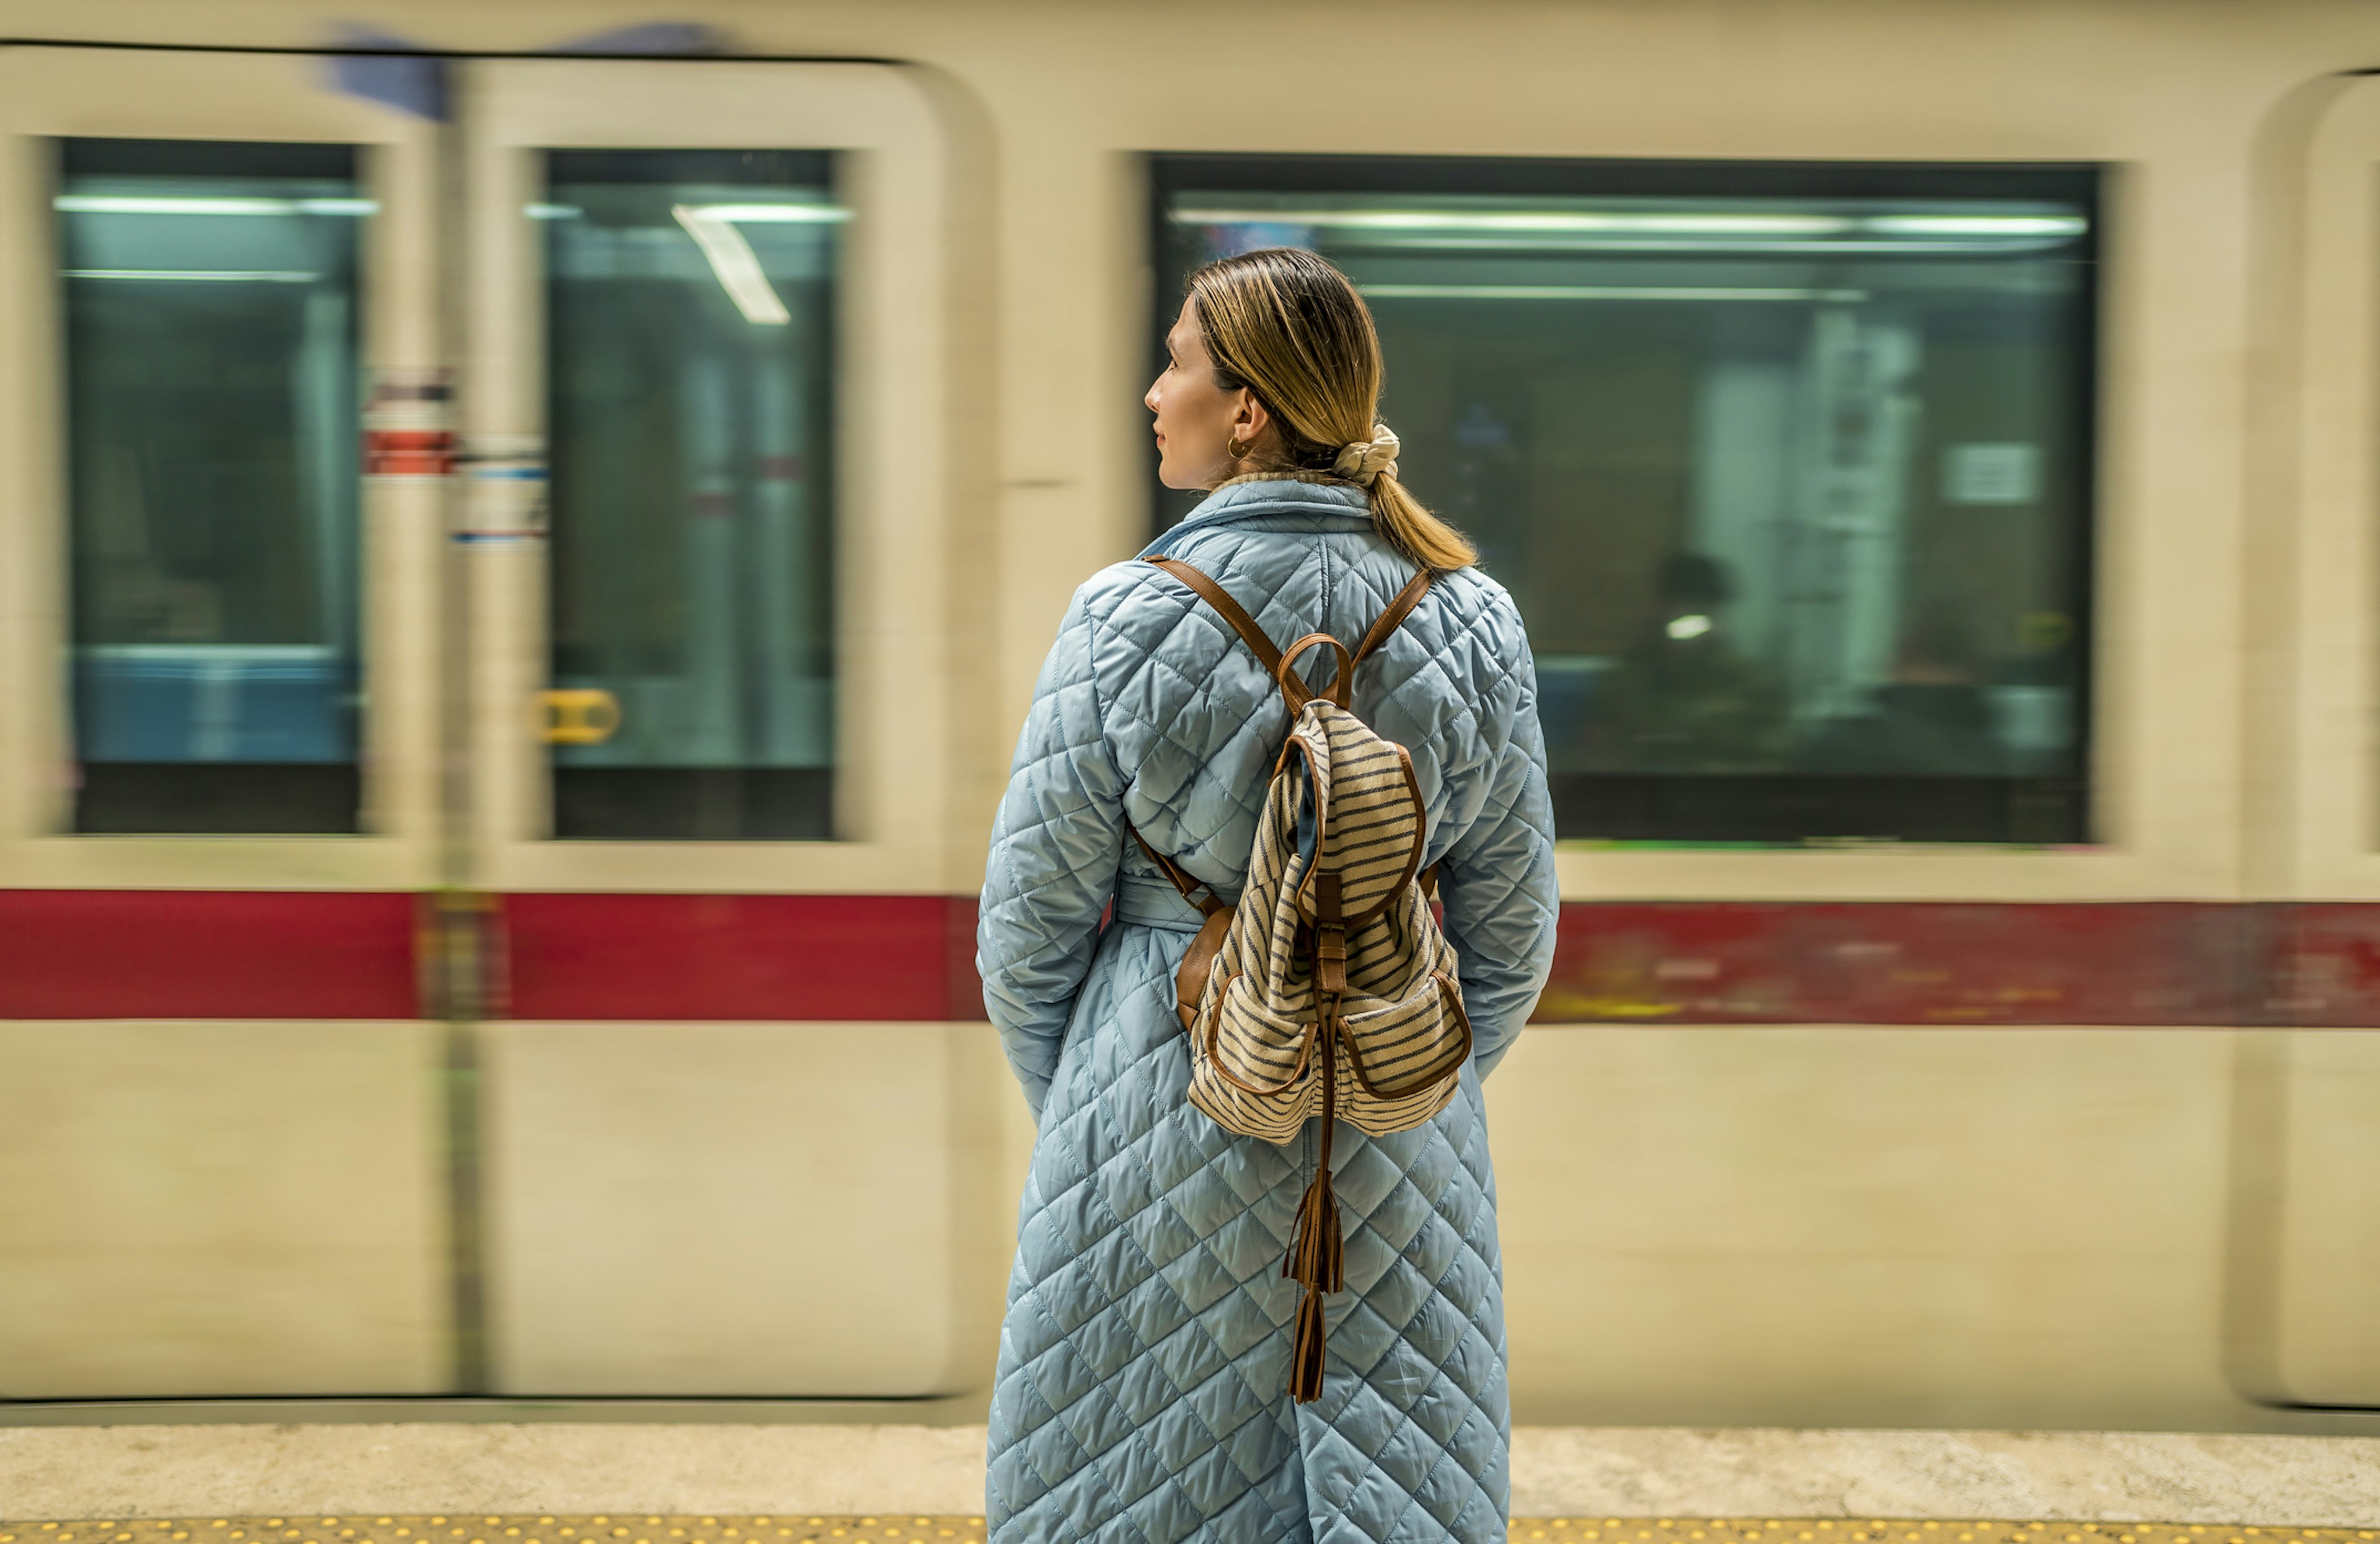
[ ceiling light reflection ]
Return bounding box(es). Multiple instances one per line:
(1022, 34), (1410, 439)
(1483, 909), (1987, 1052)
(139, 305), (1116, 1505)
(53, 195), (377, 217)
(1177, 208), (1851, 235)
(1359, 283), (1871, 304)
(671, 203), (790, 325)
(685, 203), (848, 224)
(1173, 205), (2086, 250)
(64, 268), (318, 283)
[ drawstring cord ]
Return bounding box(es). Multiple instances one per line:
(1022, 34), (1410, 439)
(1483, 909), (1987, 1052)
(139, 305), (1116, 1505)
(1286, 875), (1349, 1404)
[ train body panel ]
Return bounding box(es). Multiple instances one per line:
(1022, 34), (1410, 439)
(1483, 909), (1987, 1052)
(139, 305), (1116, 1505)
(2, 0), (2380, 1431)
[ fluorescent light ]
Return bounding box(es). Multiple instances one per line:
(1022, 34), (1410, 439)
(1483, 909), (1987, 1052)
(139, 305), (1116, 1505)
(1866, 214), (2087, 237)
(1170, 205), (2086, 251)
(1666, 614), (1714, 641)
(527, 203), (583, 219)
(53, 195), (375, 216)
(1359, 283), (1869, 304)
(671, 203), (790, 324)
(1174, 207), (1853, 236)
(66, 268), (318, 283)
(686, 203), (848, 224)
(56, 195), (284, 215)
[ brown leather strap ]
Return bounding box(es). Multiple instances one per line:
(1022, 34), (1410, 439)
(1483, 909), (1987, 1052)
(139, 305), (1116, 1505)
(1147, 557), (1284, 679)
(1152, 556), (1429, 710)
(1351, 568), (1434, 670)
(1276, 633), (1354, 710)
(1126, 820), (1227, 917)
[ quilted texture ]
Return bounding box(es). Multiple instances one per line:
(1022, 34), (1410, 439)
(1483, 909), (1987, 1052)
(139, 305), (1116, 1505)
(977, 477), (1561, 1544)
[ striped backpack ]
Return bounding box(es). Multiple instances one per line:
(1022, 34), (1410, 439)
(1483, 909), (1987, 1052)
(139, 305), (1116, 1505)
(1132, 555), (1473, 1404)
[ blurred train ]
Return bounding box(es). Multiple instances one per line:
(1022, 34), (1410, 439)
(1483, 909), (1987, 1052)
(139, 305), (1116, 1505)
(4, 0), (2380, 1435)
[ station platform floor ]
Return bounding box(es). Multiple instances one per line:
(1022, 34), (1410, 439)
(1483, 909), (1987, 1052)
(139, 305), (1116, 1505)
(5, 1424), (2378, 1537)
(4, 1519), (2378, 1544)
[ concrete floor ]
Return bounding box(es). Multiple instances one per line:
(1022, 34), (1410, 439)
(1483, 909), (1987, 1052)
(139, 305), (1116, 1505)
(2, 1426), (2379, 1527)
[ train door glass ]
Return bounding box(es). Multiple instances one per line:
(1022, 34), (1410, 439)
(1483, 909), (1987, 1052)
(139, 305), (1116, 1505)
(544, 150), (839, 841)
(58, 139), (364, 833)
(1153, 157), (2098, 845)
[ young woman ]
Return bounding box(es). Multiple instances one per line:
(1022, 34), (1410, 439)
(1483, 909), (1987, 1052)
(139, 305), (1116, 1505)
(977, 247), (1560, 1544)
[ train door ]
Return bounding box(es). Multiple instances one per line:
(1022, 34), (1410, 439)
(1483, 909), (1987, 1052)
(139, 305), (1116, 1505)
(0, 45), (447, 1396)
(457, 58), (1000, 1397)
(2237, 71), (2380, 1411)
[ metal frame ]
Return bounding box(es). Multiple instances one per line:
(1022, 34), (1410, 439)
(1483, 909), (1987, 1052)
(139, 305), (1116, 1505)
(0, 43), (442, 890)
(461, 58), (957, 896)
(1147, 151), (2105, 854)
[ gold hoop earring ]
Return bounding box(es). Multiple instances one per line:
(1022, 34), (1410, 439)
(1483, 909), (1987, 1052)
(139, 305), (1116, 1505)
(1227, 435), (1249, 460)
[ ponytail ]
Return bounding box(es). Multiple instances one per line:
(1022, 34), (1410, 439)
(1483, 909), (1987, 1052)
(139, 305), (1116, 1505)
(1188, 247), (1478, 571)
(1369, 475), (1476, 571)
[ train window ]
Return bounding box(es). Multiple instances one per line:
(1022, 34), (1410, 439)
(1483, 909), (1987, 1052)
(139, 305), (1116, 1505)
(544, 149), (839, 841)
(1154, 157), (2097, 845)
(58, 139), (365, 834)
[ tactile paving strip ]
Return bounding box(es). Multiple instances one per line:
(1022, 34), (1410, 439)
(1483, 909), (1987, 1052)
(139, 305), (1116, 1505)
(2, 1520), (2374, 1543)
(0, 1524), (978, 1544)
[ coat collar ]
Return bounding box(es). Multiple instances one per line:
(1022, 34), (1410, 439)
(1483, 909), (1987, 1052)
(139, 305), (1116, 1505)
(1139, 475), (1370, 558)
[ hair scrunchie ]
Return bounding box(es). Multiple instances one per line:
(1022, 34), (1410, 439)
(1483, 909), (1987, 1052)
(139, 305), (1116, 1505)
(1333, 424), (1400, 487)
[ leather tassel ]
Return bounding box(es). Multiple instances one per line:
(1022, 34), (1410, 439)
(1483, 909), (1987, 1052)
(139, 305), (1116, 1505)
(1284, 994), (1343, 1404)
(1284, 1165), (1345, 1294)
(1289, 1281), (1328, 1404)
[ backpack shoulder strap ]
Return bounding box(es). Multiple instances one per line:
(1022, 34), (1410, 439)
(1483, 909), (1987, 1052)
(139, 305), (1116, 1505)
(1350, 568), (1434, 670)
(1148, 556), (1430, 700)
(1145, 557), (1284, 679)
(1125, 820), (1228, 917)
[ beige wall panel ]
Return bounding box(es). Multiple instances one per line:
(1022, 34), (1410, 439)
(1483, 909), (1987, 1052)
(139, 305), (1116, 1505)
(2273, 1030), (2380, 1404)
(1488, 1026), (2242, 1429)
(483, 1021), (1005, 1398)
(0, 1020), (448, 1398)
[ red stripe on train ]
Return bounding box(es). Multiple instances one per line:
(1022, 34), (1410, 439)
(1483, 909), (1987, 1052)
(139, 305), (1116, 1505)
(7, 892), (2380, 1025)
(503, 893), (984, 1022)
(0, 890), (418, 1019)
(1541, 901), (2380, 1025)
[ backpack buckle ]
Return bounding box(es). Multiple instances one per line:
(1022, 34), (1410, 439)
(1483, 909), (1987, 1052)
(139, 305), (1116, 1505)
(1313, 922), (1347, 995)
(1311, 869), (1347, 994)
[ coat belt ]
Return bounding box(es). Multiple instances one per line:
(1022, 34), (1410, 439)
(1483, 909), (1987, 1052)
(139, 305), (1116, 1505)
(1114, 872), (1225, 932)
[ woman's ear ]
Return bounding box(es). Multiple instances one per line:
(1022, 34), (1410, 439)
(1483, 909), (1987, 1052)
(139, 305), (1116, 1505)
(1233, 390), (1272, 448)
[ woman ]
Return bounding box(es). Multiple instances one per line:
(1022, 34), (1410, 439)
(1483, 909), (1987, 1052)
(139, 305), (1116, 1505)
(977, 247), (1559, 1544)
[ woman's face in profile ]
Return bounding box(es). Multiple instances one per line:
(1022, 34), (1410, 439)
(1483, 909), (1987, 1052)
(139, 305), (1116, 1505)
(1147, 297), (1262, 491)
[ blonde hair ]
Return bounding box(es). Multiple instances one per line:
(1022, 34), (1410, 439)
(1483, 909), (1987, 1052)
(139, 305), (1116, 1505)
(1186, 247), (1477, 570)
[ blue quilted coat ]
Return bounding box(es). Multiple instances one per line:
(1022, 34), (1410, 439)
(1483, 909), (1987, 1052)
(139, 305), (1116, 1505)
(977, 475), (1561, 1544)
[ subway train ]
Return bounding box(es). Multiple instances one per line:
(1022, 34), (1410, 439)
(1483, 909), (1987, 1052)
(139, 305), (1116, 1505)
(4, 0), (2380, 1436)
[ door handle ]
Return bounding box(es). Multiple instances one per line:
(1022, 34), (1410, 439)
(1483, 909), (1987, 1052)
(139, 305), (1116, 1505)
(538, 688), (621, 744)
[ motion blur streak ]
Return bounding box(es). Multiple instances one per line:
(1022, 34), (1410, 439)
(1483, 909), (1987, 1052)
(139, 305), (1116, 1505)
(0, 2), (2377, 1439)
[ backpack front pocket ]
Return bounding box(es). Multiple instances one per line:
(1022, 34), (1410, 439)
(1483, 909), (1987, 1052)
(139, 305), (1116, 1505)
(1204, 971), (1322, 1098)
(1336, 971), (1472, 1106)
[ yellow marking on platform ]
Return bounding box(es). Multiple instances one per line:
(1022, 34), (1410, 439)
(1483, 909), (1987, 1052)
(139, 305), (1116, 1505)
(2, 1521), (2373, 1543)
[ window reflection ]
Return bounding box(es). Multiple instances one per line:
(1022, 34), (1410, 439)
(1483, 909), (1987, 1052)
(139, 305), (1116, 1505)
(1157, 161), (2095, 844)
(545, 149), (839, 841)
(59, 139), (364, 834)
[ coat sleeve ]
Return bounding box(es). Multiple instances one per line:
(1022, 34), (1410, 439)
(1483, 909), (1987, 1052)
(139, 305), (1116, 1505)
(977, 586), (1128, 1118)
(1437, 633), (1561, 1079)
